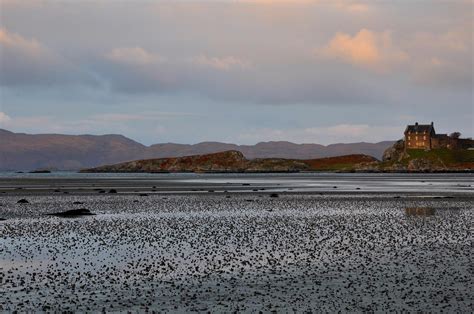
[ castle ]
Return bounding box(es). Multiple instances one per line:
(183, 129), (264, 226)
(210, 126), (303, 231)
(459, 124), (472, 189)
(404, 122), (473, 150)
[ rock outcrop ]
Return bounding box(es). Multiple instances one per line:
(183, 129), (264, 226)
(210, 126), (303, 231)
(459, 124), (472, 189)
(382, 139), (407, 162)
(81, 146), (473, 173)
(407, 158), (447, 172)
(380, 140), (473, 172)
(82, 151), (377, 173)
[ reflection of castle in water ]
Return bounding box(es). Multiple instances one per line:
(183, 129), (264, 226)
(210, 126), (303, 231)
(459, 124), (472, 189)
(405, 207), (435, 216)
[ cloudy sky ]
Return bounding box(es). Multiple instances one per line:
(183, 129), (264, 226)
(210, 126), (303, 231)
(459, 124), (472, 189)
(0, 0), (472, 145)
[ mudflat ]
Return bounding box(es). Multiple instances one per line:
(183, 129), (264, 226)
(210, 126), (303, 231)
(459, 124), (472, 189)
(0, 173), (472, 311)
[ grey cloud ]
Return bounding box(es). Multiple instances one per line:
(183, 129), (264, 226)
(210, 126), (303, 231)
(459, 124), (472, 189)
(0, 28), (98, 87)
(95, 47), (385, 105)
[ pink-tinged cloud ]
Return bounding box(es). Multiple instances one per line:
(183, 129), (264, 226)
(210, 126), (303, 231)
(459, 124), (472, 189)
(0, 27), (46, 58)
(237, 0), (371, 12)
(333, 1), (372, 13)
(318, 29), (408, 71)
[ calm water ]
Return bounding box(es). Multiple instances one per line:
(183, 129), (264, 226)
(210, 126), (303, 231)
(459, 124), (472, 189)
(0, 172), (472, 193)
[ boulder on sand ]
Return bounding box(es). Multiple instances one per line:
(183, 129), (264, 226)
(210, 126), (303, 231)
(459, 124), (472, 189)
(47, 208), (96, 217)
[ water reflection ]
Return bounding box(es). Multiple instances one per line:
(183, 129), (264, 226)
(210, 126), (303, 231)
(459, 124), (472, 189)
(405, 207), (436, 216)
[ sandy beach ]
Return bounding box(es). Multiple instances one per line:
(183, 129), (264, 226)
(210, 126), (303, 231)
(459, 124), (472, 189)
(1, 173), (473, 312)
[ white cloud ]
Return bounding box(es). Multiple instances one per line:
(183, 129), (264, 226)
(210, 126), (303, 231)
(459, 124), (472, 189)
(105, 47), (166, 66)
(191, 55), (250, 71)
(236, 124), (401, 144)
(89, 112), (200, 122)
(0, 112), (12, 124)
(0, 111), (199, 136)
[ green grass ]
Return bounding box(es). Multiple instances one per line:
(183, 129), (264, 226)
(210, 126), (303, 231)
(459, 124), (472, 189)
(405, 148), (474, 164)
(313, 163), (356, 171)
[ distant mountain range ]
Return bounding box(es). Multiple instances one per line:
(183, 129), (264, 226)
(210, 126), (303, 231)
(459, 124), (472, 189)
(0, 128), (395, 171)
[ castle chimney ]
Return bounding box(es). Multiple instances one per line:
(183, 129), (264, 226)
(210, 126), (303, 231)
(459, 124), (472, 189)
(431, 121), (434, 126)
(415, 122), (418, 126)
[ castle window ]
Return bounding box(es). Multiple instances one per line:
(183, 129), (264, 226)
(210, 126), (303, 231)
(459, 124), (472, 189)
(423, 136), (426, 140)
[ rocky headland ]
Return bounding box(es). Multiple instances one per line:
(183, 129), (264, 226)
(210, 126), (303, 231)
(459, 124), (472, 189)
(81, 141), (474, 173)
(81, 150), (378, 173)
(378, 139), (474, 172)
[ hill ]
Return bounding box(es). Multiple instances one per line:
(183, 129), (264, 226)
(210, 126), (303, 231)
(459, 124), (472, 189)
(380, 140), (474, 172)
(0, 128), (394, 171)
(82, 151), (378, 173)
(0, 129), (146, 170)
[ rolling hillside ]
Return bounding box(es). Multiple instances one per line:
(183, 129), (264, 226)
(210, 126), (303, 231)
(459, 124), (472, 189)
(0, 128), (394, 170)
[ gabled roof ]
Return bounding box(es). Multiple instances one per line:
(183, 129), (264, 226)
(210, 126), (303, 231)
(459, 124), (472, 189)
(404, 123), (435, 134)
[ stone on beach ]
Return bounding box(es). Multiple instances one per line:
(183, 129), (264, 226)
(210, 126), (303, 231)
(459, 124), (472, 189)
(46, 208), (96, 217)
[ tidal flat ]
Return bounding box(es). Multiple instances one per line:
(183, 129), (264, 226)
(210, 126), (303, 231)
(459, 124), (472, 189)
(0, 173), (473, 312)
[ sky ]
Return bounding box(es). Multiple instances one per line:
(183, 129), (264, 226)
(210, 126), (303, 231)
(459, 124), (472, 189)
(0, 0), (472, 145)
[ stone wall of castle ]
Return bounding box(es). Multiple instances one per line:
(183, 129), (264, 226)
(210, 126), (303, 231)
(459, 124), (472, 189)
(431, 137), (474, 150)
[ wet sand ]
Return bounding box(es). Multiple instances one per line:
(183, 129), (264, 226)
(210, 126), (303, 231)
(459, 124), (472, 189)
(0, 173), (473, 311)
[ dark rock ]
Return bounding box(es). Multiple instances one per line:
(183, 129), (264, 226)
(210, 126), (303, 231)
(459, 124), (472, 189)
(408, 158), (447, 172)
(73, 201), (84, 205)
(269, 193), (279, 198)
(29, 170), (51, 174)
(0, 218), (6, 221)
(382, 139), (405, 162)
(17, 199), (29, 204)
(108, 189), (117, 194)
(47, 208), (96, 217)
